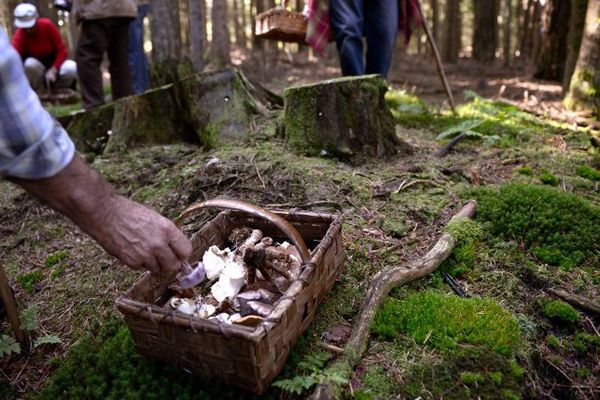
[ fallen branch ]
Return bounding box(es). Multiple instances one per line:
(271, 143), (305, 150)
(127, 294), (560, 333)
(433, 132), (467, 158)
(547, 287), (600, 316)
(311, 200), (477, 399)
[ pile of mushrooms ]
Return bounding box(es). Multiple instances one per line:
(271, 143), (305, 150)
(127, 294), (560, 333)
(166, 228), (302, 327)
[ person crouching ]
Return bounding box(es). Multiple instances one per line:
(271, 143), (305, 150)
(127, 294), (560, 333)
(11, 3), (77, 91)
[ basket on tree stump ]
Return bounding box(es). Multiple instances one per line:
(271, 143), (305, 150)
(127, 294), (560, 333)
(255, 1), (307, 43)
(116, 200), (345, 394)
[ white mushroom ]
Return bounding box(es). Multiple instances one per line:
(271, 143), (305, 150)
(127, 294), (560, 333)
(211, 260), (246, 302)
(176, 298), (197, 315)
(202, 245), (234, 280)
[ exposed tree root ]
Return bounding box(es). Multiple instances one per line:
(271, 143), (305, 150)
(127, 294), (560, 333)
(311, 200), (477, 400)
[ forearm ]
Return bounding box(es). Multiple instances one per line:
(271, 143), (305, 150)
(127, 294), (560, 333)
(9, 155), (115, 240)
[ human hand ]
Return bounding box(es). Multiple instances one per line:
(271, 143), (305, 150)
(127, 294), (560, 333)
(45, 67), (57, 83)
(94, 196), (193, 274)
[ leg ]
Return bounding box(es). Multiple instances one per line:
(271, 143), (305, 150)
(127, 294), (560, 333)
(330, 0), (365, 76)
(364, 0), (399, 77)
(23, 57), (45, 90)
(128, 4), (150, 94)
(107, 17), (133, 100)
(56, 59), (77, 88)
(76, 20), (109, 109)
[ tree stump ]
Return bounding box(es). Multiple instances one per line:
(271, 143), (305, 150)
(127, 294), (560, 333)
(283, 75), (410, 158)
(66, 69), (281, 154)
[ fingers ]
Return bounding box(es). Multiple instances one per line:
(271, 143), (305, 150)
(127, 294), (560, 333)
(156, 246), (180, 274)
(167, 223), (193, 262)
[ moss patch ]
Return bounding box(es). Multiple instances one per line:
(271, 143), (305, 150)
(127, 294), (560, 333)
(471, 183), (600, 269)
(372, 291), (521, 356)
(539, 299), (580, 324)
(576, 165), (600, 181)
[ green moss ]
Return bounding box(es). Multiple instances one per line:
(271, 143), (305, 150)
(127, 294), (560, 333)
(514, 166), (533, 176)
(380, 213), (408, 237)
(17, 270), (44, 294)
(44, 250), (68, 268)
(400, 348), (524, 400)
(503, 389), (521, 400)
(539, 299), (580, 324)
(471, 184), (600, 268)
(490, 371), (504, 386)
(575, 367), (592, 378)
(576, 165), (600, 181)
(539, 170), (560, 186)
(460, 371), (485, 385)
(445, 217), (484, 244)
(37, 316), (250, 400)
(571, 332), (600, 353)
(354, 365), (399, 399)
(546, 334), (561, 349)
(372, 291), (521, 355)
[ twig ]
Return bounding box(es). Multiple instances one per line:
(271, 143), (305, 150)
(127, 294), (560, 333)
(254, 162), (266, 189)
(433, 132), (468, 158)
(311, 201), (477, 399)
(318, 341), (344, 354)
(442, 271), (466, 297)
(265, 200), (344, 210)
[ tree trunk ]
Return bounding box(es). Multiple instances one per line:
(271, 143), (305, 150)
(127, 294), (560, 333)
(565, 0), (600, 116)
(563, 0), (589, 92)
(232, 0), (243, 46)
(502, 0), (513, 65)
(210, 0), (231, 66)
(188, 0), (206, 71)
(530, 0), (543, 64)
(442, 0), (461, 63)
(431, 0), (440, 45)
(149, 0), (182, 62)
(519, 0), (534, 60)
(472, 0), (499, 61)
(241, 0), (249, 49)
(253, 0), (266, 50)
(283, 75), (413, 158)
(533, 0), (571, 81)
(179, 0), (190, 56)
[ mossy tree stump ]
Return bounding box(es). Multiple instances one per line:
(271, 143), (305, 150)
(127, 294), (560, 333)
(66, 69), (281, 154)
(283, 75), (409, 157)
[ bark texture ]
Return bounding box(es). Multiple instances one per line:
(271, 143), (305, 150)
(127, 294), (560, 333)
(563, 0), (590, 91)
(502, 0), (513, 65)
(311, 201), (478, 400)
(442, 0), (462, 63)
(534, 0), (571, 81)
(149, 0), (182, 62)
(283, 75), (412, 158)
(211, 0), (231, 67)
(565, 0), (600, 116)
(472, 0), (499, 61)
(188, 0), (206, 71)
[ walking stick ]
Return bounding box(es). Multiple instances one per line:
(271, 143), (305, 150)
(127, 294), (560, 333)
(415, 0), (457, 115)
(0, 264), (25, 344)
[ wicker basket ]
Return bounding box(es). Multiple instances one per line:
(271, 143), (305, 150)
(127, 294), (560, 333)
(116, 199), (345, 394)
(255, 1), (307, 43)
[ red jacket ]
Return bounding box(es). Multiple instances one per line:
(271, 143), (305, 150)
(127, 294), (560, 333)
(11, 18), (68, 70)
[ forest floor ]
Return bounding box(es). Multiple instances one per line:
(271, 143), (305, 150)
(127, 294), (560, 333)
(1, 53), (599, 400)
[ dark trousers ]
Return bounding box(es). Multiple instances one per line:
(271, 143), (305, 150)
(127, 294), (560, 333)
(128, 4), (150, 94)
(76, 17), (133, 109)
(330, 0), (399, 78)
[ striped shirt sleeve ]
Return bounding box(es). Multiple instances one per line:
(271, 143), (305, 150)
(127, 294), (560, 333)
(0, 27), (75, 179)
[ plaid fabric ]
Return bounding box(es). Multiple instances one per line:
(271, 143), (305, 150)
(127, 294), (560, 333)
(306, 0), (423, 55)
(306, 0), (330, 55)
(0, 28), (74, 179)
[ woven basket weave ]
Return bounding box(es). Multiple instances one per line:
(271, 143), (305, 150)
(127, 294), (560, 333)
(255, 4), (307, 43)
(116, 200), (345, 394)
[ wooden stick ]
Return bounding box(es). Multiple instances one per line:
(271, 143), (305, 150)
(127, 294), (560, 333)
(433, 132), (467, 157)
(0, 264), (25, 344)
(415, 0), (457, 115)
(547, 288), (600, 316)
(311, 200), (477, 399)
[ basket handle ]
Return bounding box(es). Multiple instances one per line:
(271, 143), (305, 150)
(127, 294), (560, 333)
(175, 199), (311, 265)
